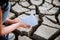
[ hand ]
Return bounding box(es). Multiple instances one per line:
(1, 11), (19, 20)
(4, 18), (20, 25)
(13, 18), (30, 28)
(5, 18), (30, 28)
(17, 19), (30, 28)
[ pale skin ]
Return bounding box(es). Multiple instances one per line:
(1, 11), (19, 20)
(0, 7), (30, 36)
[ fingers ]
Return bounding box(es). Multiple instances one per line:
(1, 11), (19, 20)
(12, 18), (20, 23)
(18, 21), (30, 28)
(22, 24), (30, 28)
(16, 19), (31, 28)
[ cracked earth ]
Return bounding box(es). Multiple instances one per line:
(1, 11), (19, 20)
(6, 0), (60, 40)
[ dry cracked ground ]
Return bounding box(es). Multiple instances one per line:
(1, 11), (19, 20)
(4, 0), (60, 40)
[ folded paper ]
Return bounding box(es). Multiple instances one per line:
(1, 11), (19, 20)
(20, 14), (38, 27)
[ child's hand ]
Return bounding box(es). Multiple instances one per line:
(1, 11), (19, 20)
(18, 20), (30, 28)
(4, 18), (20, 25)
(12, 18), (20, 23)
(5, 18), (30, 28)
(13, 18), (30, 28)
